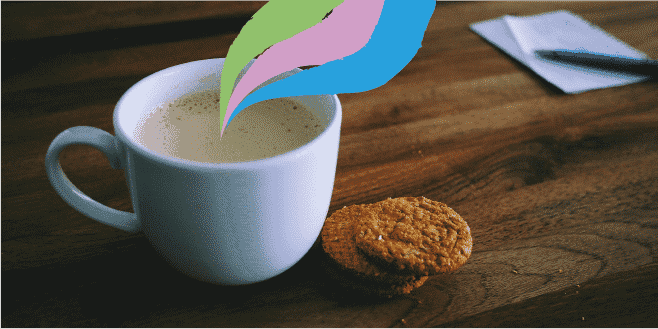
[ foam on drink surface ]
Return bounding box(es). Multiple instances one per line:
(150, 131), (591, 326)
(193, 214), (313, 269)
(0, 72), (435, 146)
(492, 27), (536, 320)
(135, 90), (326, 163)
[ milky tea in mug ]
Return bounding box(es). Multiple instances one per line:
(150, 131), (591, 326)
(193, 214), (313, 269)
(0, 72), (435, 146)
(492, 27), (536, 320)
(135, 90), (328, 163)
(45, 58), (342, 285)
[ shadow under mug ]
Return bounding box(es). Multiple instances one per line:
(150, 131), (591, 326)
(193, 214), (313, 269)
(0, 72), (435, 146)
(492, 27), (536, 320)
(45, 58), (342, 285)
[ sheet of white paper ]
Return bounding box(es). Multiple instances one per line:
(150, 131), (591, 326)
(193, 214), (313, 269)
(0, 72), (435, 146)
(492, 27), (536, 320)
(470, 10), (650, 94)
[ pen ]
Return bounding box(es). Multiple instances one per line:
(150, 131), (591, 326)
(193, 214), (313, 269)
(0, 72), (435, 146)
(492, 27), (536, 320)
(535, 50), (658, 78)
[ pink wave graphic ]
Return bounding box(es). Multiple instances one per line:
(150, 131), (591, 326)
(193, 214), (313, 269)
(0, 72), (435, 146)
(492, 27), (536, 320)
(224, 0), (385, 131)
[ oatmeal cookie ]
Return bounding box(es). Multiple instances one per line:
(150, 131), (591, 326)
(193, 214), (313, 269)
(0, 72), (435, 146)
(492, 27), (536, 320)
(321, 204), (429, 295)
(354, 197), (472, 276)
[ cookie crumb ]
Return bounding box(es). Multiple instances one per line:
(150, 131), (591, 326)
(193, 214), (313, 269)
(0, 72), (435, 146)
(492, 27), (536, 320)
(511, 269), (519, 274)
(400, 319), (407, 324)
(576, 285), (580, 288)
(558, 269), (562, 273)
(582, 317), (585, 321)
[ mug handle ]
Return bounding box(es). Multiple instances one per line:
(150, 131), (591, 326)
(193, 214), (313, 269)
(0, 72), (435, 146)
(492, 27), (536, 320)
(45, 126), (140, 232)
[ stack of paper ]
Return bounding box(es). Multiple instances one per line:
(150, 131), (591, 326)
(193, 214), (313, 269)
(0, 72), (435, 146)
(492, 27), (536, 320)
(470, 10), (651, 94)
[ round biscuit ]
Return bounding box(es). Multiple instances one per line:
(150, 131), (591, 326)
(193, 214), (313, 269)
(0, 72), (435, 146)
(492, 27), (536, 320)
(354, 197), (472, 275)
(321, 204), (429, 295)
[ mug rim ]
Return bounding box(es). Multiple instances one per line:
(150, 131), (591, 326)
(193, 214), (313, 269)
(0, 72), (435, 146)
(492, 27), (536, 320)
(113, 58), (341, 170)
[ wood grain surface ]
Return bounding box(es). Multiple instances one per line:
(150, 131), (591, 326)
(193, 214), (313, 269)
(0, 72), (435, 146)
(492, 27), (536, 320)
(2, 1), (658, 327)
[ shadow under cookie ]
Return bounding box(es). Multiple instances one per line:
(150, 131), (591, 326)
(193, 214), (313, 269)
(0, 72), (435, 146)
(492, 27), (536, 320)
(319, 251), (429, 298)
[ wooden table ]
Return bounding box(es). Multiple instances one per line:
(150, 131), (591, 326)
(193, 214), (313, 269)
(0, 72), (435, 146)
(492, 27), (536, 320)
(3, 2), (657, 327)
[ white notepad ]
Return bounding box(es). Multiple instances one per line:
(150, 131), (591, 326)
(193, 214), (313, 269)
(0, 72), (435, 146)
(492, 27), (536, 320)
(470, 10), (651, 94)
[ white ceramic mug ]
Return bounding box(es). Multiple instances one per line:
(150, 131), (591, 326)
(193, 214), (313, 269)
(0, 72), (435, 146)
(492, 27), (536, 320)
(45, 59), (342, 285)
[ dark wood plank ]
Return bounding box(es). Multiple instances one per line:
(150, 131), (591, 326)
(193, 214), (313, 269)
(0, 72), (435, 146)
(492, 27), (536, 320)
(437, 263), (658, 327)
(1, 1), (267, 41)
